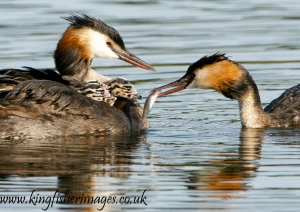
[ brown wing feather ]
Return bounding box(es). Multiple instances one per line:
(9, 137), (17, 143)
(0, 67), (66, 99)
(264, 84), (300, 128)
(0, 80), (146, 137)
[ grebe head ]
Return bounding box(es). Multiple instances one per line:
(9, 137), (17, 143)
(54, 14), (154, 75)
(154, 53), (249, 99)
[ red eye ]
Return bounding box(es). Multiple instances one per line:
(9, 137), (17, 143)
(106, 41), (112, 46)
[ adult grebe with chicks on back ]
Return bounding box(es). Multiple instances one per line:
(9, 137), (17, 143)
(0, 14), (156, 138)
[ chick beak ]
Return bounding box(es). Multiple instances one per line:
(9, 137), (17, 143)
(153, 73), (195, 96)
(112, 48), (155, 71)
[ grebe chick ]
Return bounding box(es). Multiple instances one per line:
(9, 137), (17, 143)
(74, 81), (117, 106)
(152, 53), (300, 129)
(107, 77), (142, 100)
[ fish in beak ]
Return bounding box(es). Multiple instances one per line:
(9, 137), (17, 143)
(142, 72), (195, 120)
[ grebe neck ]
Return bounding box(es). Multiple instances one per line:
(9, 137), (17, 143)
(238, 74), (274, 128)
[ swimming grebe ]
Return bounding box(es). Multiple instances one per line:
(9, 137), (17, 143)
(149, 53), (300, 129)
(0, 14), (155, 138)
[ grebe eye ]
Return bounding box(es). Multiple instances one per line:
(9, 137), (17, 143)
(106, 41), (112, 46)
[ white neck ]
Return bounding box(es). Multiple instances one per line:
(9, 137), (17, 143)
(62, 68), (112, 86)
(238, 90), (273, 128)
(84, 68), (112, 83)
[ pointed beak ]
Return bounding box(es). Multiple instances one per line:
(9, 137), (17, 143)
(152, 73), (195, 96)
(112, 48), (155, 71)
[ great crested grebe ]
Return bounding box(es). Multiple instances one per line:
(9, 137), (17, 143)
(149, 53), (300, 129)
(0, 14), (155, 138)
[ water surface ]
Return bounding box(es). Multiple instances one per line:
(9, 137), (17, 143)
(0, 0), (300, 211)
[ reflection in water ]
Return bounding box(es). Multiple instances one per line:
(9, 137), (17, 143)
(0, 135), (147, 211)
(187, 128), (264, 199)
(0, 135), (144, 176)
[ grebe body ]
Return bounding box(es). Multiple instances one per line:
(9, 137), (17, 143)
(0, 15), (154, 138)
(0, 80), (145, 138)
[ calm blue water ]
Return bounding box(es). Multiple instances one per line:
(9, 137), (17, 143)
(0, 0), (300, 211)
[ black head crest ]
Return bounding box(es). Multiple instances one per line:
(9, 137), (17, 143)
(62, 14), (125, 49)
(186, 53), (228, 74)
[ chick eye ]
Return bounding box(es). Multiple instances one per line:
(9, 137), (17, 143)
(106, 41), (112, 46)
